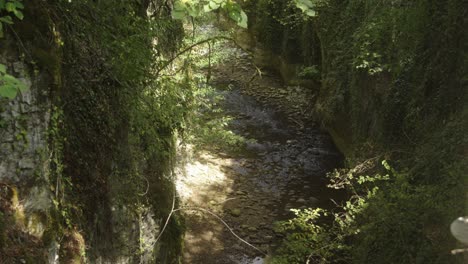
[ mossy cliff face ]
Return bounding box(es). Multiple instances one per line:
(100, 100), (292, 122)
(0, 1), (184, 263)
(245, 0), (467, 263)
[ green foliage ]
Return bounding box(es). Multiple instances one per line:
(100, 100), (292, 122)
(0, 0), (24, 38)
(0, 63), (28, 99)
(293, 0), (327, 17)
(0, 1), (28, 101)
(272, 160), (392, 264)
(172, 0), (248, 28)
(298, 65), (319, 79)
(188, 83), (250, 152)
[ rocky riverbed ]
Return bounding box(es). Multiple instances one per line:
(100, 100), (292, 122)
(176, 47), (343, 263)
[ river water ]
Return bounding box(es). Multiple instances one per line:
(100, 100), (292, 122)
(176, 45), (343, 263)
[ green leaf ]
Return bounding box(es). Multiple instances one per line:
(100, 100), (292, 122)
(0, 16), (14, 24)
(173, 1), (185, 12)
(297, 0), (315, 8)
(305, 9), (316, 17)
(186, 6), (200, 17)
(13, 10), (23, 20)
(5, 2), (15, 12)
(0, 85), (17, 99)
(13, 1), (24, 9)
(203, 4), (212, 12)
(0, 85), (18, 99)
(0, 0), (5, 9)
(171, 10), (185, 20)
(204, 1), (220, 12)
(0, 64), (6, 74)
(296, 3), (308, 12)
(209, 1), (220, 10)
(237, 10), (248, 28)
(382, 160), (391, 171)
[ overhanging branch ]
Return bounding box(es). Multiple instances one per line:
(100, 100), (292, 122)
(156, 35), (253, 76)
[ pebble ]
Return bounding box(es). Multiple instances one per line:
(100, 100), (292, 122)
(310, 197), (319, 204)
(230, 208), (242, 217)
(248, 226), (257, 232)
(297, 198), (306, 203)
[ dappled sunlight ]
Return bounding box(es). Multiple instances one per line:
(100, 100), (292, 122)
(176, 150), (236, 206)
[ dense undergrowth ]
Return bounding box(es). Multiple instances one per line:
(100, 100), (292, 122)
(244, 0), (467, 263)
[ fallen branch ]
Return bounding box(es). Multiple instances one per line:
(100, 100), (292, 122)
(173, 206), (267, 256)
(153, 189), (177, 246)
(153, 192), (267, 256)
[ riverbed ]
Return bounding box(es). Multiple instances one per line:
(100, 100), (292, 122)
(176, 45), (343, 264)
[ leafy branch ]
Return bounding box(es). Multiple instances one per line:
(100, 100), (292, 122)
(0, 0), (24, 38)
(0, 0), (27, 100)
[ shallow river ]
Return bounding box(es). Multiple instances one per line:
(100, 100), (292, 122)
(177, 50), (343, 264)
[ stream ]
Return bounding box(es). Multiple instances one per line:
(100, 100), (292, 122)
(176, 45), (343, 264)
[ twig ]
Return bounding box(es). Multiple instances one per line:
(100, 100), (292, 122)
(153, 191), (266, 256)
(220, 197), (237, 204)
(247, 65), (263, 86)
(174, 206), (267, 256)
(137, 175), (150, 196)
(153, 189), (176, 245)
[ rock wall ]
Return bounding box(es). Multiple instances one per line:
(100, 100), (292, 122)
(0, 1), (183, 263)
(0, 27), (57, 261)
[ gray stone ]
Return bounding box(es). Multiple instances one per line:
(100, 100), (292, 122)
(0, 162), (7, 179)
(19, 158), (35, 169)
(12, 61), (24, 73)
(20, 89), (34, 105)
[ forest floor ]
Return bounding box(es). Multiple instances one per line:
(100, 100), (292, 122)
(175, 39), (343, 263)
